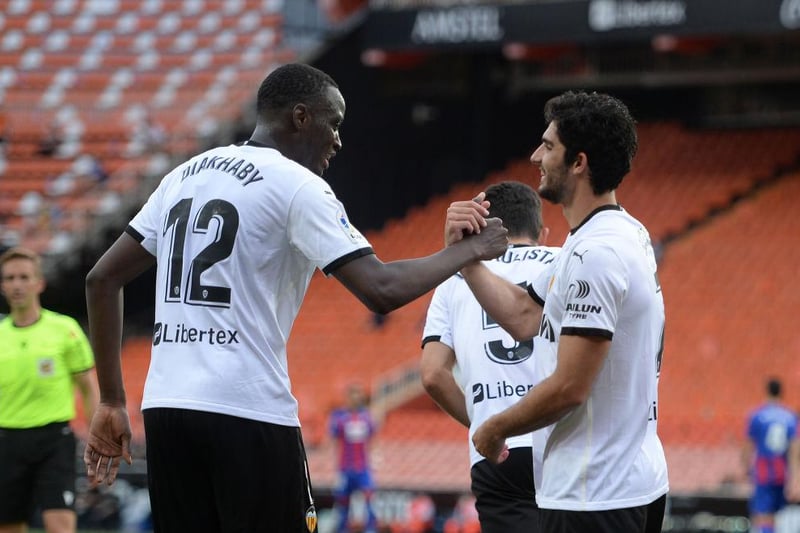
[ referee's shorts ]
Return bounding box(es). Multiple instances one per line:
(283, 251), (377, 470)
(0, 422), (77, 524)
(143, 407), (318, 533)
(470, 446), (540, 533)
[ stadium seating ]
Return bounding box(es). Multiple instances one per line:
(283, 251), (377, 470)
(0, 0), (294, 255)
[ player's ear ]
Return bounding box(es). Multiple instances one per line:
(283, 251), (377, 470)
(292, 103), (310, 130)
(572, 152), (588, 174)
(539, 227), (550, 245)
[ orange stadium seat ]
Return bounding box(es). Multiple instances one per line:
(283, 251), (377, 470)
(0, 0), (295, 256)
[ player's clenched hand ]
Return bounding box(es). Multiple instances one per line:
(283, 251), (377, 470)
(84, 403), (133, 487)
(472, 416), (510, 464)
(444, 192), (491, 246)
(469, 218), (508, 261)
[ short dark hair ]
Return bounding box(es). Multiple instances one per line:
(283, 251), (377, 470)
(485, 181), (543, 241)
(767, 377), (782, 398)
(544, 90), (638, 195)
(256, 63), (339, 117)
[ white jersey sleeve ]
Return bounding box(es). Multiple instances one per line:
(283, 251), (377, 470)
(528, 260), (556, 306)
(287, 179), (371, 275)
(560, 245), (626, 339)
(422, 279), (455, 349)
(128, 173), (170, 255)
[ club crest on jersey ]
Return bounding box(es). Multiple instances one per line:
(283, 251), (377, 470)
(305, 505), (318, 532)
(336, 209), (367, 245)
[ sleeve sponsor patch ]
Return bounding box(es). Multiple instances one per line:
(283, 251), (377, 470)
(337, 209), (367, 245)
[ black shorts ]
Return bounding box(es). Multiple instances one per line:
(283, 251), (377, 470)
(539, 493), (667, 533)
(143, 408), (318, 533)
(471, 447), (540, 533)
(0, 422), (77, 524)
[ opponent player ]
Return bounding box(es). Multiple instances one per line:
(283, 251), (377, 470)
(329, 383), (379, 533)
(743, 377), (800, 533)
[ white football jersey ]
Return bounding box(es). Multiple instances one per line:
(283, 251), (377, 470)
(422, 245), (560, 471)
(127, 143), (373, 427)
(530, 205), (669, 511)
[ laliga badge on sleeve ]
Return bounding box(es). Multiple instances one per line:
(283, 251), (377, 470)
(336, 209), (367, 245)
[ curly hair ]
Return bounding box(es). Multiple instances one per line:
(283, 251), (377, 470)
(544, 91), (638, 194)
(256, 63), (339, 117)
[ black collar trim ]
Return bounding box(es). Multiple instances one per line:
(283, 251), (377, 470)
(570, 204), (622, 235)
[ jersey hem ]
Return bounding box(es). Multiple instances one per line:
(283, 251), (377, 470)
(470, 443), (533, 467)
(536, 485), (669, 511)
(141, 399), (300, 427)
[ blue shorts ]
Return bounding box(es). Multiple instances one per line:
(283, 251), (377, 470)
(750, 484), (787, 515)
(334, 470), (374, 498)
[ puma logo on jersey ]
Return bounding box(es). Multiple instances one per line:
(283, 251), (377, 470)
(572, 249), (588, 263)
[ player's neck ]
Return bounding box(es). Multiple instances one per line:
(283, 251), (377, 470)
(564, 188), (617, 229)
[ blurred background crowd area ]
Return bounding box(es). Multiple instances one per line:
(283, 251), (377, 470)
(1, 0), (800, 531)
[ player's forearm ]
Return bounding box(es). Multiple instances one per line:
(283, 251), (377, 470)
(422, 372), (469, 428)
(75, 371), (99, 424)
(85, 274), (126, 406)
(490, 376), (579, 438)
(461, 263), (540, 340)
(352, 240), (499, 314)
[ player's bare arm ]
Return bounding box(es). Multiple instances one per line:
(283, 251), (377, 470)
(473, 334), (611, 463)
(788, 438), (800, 500)
(460, 262), (541, 341)
(72, 369), (98, 428)
(333, 218), (507, 314)
(420, 342), (470, 428)
(84, 233), (156, 486)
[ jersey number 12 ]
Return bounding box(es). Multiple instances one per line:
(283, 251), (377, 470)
(163, 197), (240, 307)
